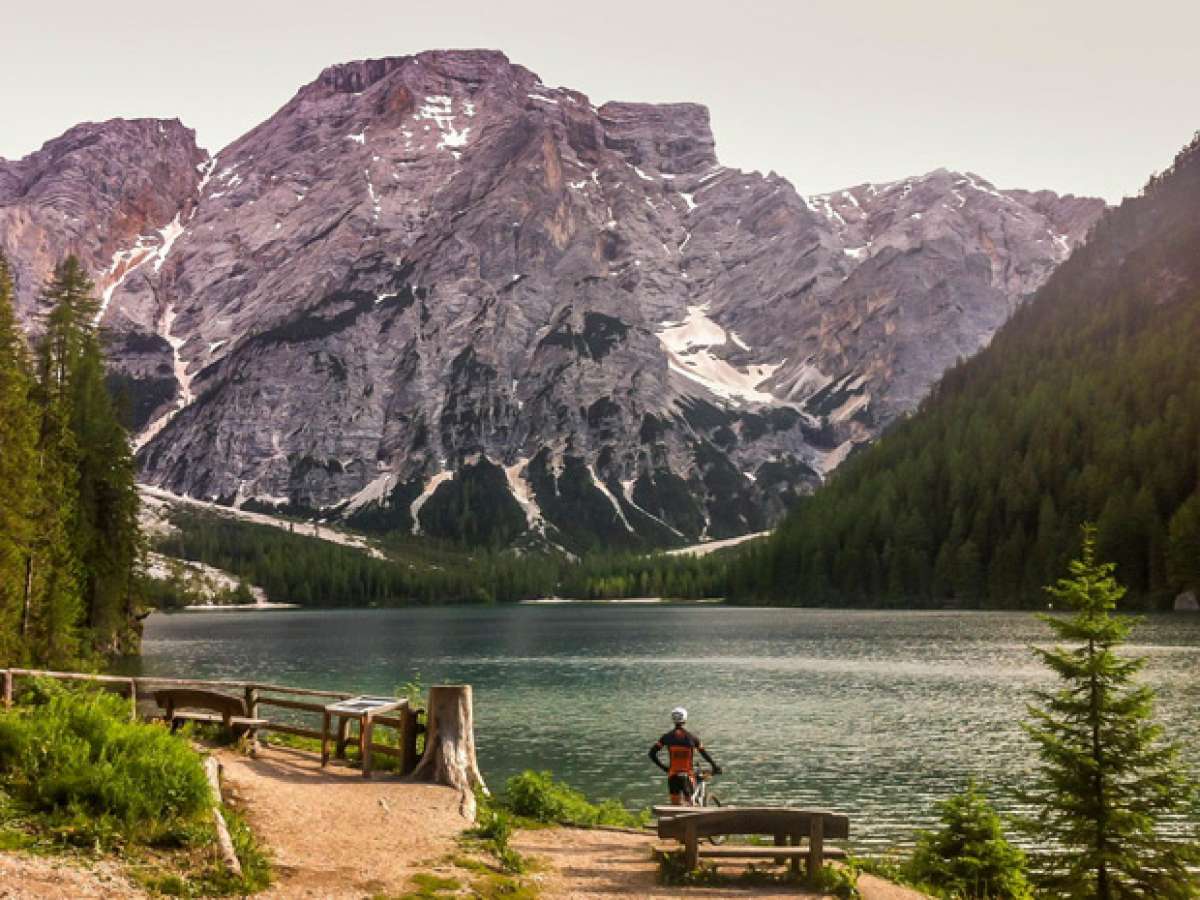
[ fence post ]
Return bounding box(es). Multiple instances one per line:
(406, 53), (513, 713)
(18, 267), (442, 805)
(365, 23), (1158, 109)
(128, 680), (138, 721)
(401, 702), (420, 775)
(244, 685), (259, 719)
(3, 670), (11, 710)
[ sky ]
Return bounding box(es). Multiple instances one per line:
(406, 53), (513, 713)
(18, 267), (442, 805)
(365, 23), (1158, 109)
(3, 0), (1197, 202)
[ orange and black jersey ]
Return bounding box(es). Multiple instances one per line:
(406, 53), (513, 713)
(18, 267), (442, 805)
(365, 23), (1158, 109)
(649, 727), (717, 775)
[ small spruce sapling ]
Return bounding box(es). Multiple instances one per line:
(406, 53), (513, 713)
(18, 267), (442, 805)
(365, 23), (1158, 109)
(1020, 525), (1200, 898)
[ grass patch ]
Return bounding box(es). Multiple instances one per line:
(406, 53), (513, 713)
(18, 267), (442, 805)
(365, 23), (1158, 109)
(393, 871), (462, 898)
(0, 679), (271, 895)
(465, 805), (526, 874)
(500, 770), (647, 829)
(0, 682), (211, 847)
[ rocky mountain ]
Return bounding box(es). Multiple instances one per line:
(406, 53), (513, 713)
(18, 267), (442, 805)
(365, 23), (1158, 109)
(1, 49), (1105, 552)
(0, 119), (206, 321)
(731, 132), (1200, 606)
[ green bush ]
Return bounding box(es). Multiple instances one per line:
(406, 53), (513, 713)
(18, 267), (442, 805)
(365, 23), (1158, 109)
(503, 770), (644, 828)
(908, 781), (1031, 899)
(467, 804), (525, 873)
(0, 684), (212, 845)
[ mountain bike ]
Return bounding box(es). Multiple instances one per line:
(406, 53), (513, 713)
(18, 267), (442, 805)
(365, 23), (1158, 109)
(683, 765), (725, 844)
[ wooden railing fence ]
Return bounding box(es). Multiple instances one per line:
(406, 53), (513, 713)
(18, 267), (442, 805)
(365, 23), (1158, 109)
(1, 668), (424, 774)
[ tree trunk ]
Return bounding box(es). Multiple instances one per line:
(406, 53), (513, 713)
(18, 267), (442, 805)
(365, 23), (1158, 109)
(410, 685), (488, 820)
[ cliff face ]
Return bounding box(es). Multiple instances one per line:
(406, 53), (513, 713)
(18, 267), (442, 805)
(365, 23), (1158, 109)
(0, 118), (206, 321)
(2, 50), (1105, 551)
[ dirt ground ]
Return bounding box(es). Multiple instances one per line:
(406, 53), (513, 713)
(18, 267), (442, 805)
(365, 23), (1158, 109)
(216, 745), (466, 898)
(511, 827), (928, 900)
(0, 853), (147, 899)
(0, 745), (928, 898)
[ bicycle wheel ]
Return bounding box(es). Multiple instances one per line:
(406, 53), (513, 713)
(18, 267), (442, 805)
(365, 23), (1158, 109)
(705, 794), (726, 844)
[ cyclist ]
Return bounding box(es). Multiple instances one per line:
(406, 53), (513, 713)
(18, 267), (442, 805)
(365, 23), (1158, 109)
(649, 706), (722, 803)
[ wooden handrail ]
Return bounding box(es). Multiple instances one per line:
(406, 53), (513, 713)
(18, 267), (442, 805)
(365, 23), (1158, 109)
(1, 667), (424, 774)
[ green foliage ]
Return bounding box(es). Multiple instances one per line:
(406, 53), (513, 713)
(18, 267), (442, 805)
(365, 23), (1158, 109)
(396, 872), (463, 898)
(555, 550), (731, 600)
(468, 804), (525, 873)
(212, 805), (273, 894)
(502, 770), (646, 828)
(806, 861), (862, 899)
(0, 683), (211, 846)
(658, 851), (859, 896)
(157, 507), (560, 606)
(0, 253), (144, 666)
(0, 252), (41, 665)
(140, 559), (256, 611)
(1166, 494), (1200, 593)
(908, 781), (1031, 899)
(729, 132), (1200, 609)
(1020, 527), (1200, 897)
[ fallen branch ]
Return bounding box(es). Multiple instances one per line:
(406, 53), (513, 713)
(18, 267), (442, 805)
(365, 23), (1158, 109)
(203, 757), (243, 879)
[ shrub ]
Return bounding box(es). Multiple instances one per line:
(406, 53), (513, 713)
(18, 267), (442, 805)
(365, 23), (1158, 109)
(0, 684), (212, 845)
(503, 770), (644, 828)
(468, 805), (524, 873)
(908, 781), (1031, 899)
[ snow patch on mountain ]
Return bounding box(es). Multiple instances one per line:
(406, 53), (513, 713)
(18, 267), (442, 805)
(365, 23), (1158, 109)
(410, 470), (454, 534)
(657, 305), (781, 406)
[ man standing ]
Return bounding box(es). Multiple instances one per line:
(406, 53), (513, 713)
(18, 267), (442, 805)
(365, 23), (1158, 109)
(649, 707), (722, 803)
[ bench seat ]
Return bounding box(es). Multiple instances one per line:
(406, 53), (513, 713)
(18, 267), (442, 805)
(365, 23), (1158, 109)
(167, 710), (269, 729)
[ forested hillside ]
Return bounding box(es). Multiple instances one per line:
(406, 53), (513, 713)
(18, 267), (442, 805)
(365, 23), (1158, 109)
(730, 133), (1200, 609)
(0, 254), (142, 664)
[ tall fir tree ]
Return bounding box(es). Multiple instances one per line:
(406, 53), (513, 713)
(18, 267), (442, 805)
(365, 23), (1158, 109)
(28, 256), (143, 662)
(68, 309), (142, 654)
(0, 253), (41, 663)
(1020, 525), (1200, 898)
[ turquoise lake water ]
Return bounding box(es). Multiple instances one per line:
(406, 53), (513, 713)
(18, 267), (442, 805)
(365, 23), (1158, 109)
(131, 604), (1200, 848)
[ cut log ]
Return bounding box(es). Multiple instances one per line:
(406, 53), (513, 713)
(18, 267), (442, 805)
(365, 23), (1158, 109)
(410, 685), (488, 820)
(203, 757), (243, 879)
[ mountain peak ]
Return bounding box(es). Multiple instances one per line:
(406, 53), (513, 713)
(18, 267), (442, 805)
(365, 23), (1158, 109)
(1, 52), (1108, 551)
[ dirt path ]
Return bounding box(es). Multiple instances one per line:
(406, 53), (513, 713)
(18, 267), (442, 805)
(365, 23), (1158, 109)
(511, 827), (930, 900)
(215, 745), (465, 898)
(0, 745), (927, 898)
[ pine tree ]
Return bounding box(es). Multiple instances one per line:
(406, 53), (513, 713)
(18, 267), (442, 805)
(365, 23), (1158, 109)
(47, 258), (143, 655)
(1020, 525), (1200, 898)
(25, 259), (90, 666)
(909, 780), (1031, 899)
(0, 253), (40, 663)
(1167, 494), (1200, 596)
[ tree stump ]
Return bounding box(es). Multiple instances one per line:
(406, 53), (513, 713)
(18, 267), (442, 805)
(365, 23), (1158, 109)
(410, 685), (489, 819)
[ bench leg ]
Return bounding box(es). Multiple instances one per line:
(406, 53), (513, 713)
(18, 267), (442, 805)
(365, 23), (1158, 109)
(684, 823), (699, 870)
(321, 711), (331, 767)
(361, 715), (374, 779)
(335, 716), (350, 759)
(774, 833), (788, 868)
(807, 817), (825, 877)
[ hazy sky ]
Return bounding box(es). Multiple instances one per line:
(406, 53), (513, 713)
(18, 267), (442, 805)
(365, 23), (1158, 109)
(4, 0), (1197, 202)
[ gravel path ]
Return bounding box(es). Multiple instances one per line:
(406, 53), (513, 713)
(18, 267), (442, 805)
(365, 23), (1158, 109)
(216, 745), (465, 898)
(0, 746), (929, 899)
(512, 826), (930, 899)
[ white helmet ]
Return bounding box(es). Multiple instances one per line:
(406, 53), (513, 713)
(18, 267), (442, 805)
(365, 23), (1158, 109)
(670, 706), (688, 725)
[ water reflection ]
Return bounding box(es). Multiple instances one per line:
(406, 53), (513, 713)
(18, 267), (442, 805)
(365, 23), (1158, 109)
(130, 606), (1200, 848)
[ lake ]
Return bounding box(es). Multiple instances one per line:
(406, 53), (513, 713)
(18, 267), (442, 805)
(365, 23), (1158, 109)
(130, 605), (1200, 849)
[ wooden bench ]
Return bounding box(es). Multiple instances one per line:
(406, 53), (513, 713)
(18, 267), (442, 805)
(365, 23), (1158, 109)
(655, 806), (849, 874)
(156, 688), (268, 738)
